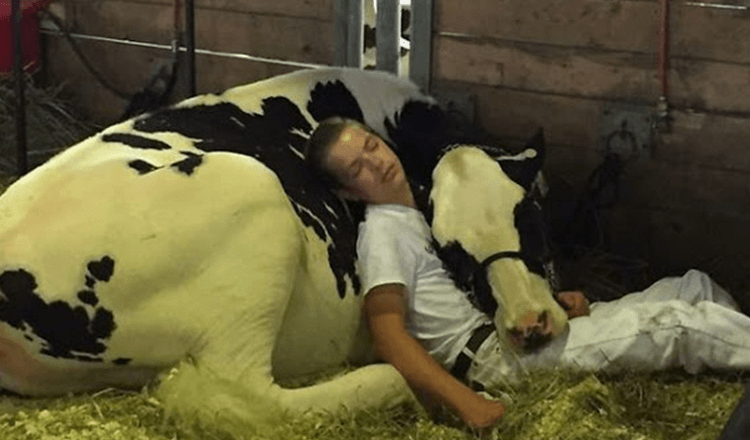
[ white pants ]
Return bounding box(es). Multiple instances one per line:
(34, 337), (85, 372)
(467, 270), (750, 389)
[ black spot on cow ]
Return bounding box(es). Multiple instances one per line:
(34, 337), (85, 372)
(128, 159), (160, 175)
(91, 308), (115, 339)
(77, 290), (99, 306)
(432, 240), (497, 317)
(73, 354), (103, 362)
(131, 91), (365, 298)
(409, 181), (432, 224)
(113, 357), (131, 365)
(385, 100), (502, 188)
(171, 151), (203, 176)
(88, 256), (114, 282)
(514, 196), (551, 278)
(385, 101), (450, 186)
(85, 275), (96, 288)
(102, 133), (171, 151)
(307, 80), (365, 124)
(0, 257), (120, 362)
(364, 24), (377, 51)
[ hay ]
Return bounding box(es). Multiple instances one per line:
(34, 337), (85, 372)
(491, 369), (744, 440)
(0, 76), (100, 174)
(0, 369), (743, 440)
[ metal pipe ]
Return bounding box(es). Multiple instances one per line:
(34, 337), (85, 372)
(40, 29), (329, 69)
(410, 0), (433, 93)
(376, 0), (400, 74)
(184, 0), (196, 96)
(346, 0), (363, 68)
(657, 0), (670, 98)
(11, 0), (27, 175)
(684, 2), (747, 10)
(334, 0), (348, 66)
(656, 0), (671, 132)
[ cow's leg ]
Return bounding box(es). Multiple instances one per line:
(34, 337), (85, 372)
(273, 363), (414, 414)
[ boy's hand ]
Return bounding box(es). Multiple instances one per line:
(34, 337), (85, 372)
(457, 392), (506, 431)
(555, 291), (590, 318)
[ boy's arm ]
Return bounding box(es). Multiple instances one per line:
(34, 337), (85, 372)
(364, 283), (505, 429)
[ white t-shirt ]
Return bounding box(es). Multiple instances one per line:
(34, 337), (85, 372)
(357, 204), (492, 369)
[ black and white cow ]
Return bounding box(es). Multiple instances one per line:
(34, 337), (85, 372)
(0, 68), (567, 430)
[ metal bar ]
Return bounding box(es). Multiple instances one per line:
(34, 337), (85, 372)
(11, 0), (27, 175)
(185, 0), (196, 96)
(40, 30), (329, 69)
(410, 0), (433, 93)
(657, 0), (670, 97)
(334, 0), (349, 66)
(346, 0), (363, 67)
(376, 0), (400, 74)
(684, 2), (747, 10)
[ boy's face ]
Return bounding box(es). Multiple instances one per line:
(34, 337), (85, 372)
(323, 125), (409, 205)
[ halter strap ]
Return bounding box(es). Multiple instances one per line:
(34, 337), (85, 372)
(478, 250), (561, 296)
(479, 251), (525, 270)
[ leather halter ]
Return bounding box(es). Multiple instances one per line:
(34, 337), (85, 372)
(477, 249), (559, 294)
(479, 251), (525, 270)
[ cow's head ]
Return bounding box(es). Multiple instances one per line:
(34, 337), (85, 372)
(428, 135), (568, 352)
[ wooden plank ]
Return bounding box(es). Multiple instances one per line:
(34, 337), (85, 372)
(66, 1), (334, 65)
(434, 36), (750, 114)
(43, 36), (304, 124)
(436, 80), (750, 173)
(194, 7), (334, 62)
(436, 0), (750, 65)
(433, 80), (604, 149)
(66, 1), (174, 43)
(656, 111), (750, 173)
(545, 143), (750, 217)
(195, 54), (301, 94)
(64, 0), (333, 20)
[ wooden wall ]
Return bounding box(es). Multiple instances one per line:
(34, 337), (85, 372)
(433, 0), (750, 290)
(43, 0), (334, 122)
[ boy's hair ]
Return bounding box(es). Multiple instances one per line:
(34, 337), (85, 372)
(304, 117), (376, 190)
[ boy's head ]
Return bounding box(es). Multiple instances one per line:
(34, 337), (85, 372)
(304, 117), (412, 206)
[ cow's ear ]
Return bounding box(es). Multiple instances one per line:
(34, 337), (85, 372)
(523, 128), (545, 174)
(494, 128), (546, 192)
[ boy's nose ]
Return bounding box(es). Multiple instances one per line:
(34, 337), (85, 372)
(365, 156), (384, 172)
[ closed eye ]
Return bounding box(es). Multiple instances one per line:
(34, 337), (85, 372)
(350, 161), (363, 178)
(364, 136), (378, 152)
